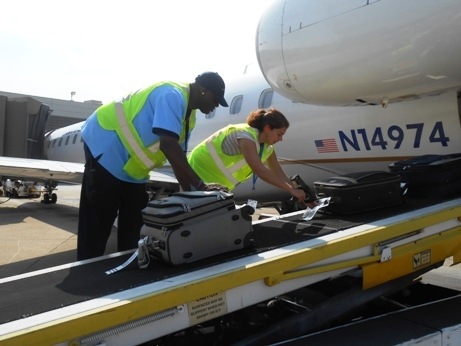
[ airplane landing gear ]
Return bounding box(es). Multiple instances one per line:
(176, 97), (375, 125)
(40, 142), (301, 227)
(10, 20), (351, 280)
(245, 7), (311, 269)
(42, 192), (58, 204)
(41, 180), (58, 204)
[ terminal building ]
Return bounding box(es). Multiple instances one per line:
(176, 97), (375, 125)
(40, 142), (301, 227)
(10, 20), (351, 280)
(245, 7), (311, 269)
(0, 91), (101, 159)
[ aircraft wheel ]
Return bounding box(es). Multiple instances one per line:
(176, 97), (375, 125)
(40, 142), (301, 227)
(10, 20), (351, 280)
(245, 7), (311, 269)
(51, 193), (57, 204)
(12, 190), (18, 198)
(43, 193), (50, 204)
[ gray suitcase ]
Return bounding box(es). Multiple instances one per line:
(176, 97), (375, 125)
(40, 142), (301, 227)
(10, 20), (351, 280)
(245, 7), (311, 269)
(140, 190), (255, 265)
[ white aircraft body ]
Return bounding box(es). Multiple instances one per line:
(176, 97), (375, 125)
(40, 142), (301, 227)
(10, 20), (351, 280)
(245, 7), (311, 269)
(1, 0), (461, 205)
(256, 0), (461, 107)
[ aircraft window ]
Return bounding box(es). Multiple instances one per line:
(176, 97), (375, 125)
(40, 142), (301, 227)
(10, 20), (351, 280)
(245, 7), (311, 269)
(72, 134), (78, 144)
(65, 136), (70, 146)
(80, 136), (84, 143)
(259, 89), (273, 109)
(58, 138), (63, 147)
(230, 95), (243, 115)
(52, 139), (56, 148)
(47, 141), (51, 149)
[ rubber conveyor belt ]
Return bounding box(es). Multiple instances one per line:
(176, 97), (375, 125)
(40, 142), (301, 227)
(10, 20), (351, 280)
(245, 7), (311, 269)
(0, 197), (441, 325)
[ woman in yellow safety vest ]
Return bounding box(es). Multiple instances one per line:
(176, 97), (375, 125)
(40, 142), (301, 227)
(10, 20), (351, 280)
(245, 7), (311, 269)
(188, 108), (306, 202)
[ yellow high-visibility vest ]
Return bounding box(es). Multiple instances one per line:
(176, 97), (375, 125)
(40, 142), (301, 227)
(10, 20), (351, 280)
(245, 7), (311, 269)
(188, 124), (273, 190)
(96, 81), (196, 180)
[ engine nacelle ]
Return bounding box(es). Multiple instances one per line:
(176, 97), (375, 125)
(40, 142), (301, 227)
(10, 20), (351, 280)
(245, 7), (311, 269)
(256, 0), (461, 106)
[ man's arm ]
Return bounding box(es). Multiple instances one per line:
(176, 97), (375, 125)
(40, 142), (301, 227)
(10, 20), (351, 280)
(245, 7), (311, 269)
(158, 135), (204, 191)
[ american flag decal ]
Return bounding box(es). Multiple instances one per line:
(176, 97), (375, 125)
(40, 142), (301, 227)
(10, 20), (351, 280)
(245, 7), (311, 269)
(315, 138), (339, 153)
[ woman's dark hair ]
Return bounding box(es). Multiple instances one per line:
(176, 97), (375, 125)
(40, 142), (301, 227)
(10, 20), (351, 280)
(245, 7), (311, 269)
(246, 108), (289, 131)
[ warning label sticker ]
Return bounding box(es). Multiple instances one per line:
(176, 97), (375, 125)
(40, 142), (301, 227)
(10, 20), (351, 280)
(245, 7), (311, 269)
(413, 250), (431, 269)
(188, 292), (228, 324)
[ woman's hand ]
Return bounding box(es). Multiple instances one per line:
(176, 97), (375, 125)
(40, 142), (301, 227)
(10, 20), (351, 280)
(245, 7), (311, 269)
(290, 188), (306, 202)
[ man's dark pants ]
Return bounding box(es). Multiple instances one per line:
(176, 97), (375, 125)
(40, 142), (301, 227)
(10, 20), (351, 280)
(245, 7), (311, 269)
(77, 144), (148, 260)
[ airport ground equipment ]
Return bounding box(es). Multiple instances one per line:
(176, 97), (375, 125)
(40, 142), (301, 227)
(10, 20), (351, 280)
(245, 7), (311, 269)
(0, 179), (44, 199)
(0, 195), (461, 345)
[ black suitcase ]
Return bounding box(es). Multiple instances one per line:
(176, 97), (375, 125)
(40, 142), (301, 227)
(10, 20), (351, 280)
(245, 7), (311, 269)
(140, 190), (254, 265)
(389, 153), (461, 198)
(313, 171), (403, 214)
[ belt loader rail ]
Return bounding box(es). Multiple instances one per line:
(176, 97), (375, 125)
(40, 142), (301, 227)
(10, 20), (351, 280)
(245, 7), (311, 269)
(0, 197), (461, 345)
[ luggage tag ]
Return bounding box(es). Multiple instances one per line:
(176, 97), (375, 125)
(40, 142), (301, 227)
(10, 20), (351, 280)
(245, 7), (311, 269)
(301, 197), (331, 221)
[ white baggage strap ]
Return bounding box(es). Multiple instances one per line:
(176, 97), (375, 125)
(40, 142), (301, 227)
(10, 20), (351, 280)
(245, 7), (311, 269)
(105, 237), (159, 275)
(105, 250), (139, 275)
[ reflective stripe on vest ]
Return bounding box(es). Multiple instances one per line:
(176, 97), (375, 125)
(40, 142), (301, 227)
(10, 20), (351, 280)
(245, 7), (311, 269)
(205, 140), (240, 186)
(115, 102), (160, 169)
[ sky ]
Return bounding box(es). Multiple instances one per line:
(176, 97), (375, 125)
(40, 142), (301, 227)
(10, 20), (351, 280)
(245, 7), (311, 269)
(0, 0), (273, 103)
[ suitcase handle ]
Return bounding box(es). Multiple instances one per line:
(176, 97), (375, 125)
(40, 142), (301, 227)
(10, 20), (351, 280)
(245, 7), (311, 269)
(290, 174), (317, 203)
(146, 197), (192, 211)
(329, 171), (397, 185)
(327, 176), (358, 185)
(172, 190), (233, 200)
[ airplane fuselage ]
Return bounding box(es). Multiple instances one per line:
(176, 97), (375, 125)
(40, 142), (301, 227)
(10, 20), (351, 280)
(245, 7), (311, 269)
(256, 0), (461, 107)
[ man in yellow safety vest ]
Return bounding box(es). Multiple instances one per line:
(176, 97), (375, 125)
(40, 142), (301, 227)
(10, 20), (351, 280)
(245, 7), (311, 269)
(77, 72), (228, 260)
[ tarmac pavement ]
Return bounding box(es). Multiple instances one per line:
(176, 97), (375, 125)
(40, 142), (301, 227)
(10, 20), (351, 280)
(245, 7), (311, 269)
(0, 184), (118, 278)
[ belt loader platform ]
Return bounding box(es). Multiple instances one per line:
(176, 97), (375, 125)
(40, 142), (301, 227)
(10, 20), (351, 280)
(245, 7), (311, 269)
(0, 196), (461, 345)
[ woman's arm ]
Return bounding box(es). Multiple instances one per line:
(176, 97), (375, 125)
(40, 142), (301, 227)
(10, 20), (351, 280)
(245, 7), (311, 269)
(239, 139), (306, 201)
(266, 151), (291, 181)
